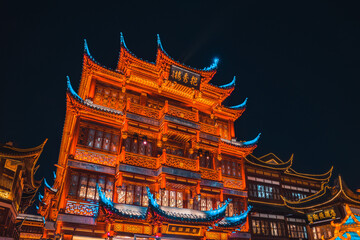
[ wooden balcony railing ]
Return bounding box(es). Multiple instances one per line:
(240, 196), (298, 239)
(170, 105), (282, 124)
(120, 150), (159, 169)
(200, 167), (221, 181)
(200, 122), (218, 135)
(74, 147), (117, 167)
(166, 104), (198, 122)
(126, 100), (160, 119)
(160, 152), (199, 171)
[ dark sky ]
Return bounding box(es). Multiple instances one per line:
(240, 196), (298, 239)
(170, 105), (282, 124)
(1, 0), (360, 208)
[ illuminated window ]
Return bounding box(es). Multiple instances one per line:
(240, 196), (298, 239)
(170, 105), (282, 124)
(94, 131), (103, 149)
(252, 220), (261, 234)
(78, 175), (88, 198)
(117, 186), (126, 203)
(78, 126), (119, 152)
(200, 198), (206, 211)
(69, 174), (79, 196)
(270, 222), (278, 236)
(103, 132), (111, 151)
(177, 192), (183, 208)
(86, 177), (96, 200)
(105, 180), (113, 200)
(134, 185), (142, 205)
(126, 185), (134, 204)
(142, 187), (149, 207)
(228, 202), (234, 216)
(221, 159), (241, 177)
(170, 191), (176, 207)
(161, 189), (169, 206)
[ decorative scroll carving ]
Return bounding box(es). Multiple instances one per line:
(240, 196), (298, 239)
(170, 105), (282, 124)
(206, 232), (228, 240)
(200, 167), (219, 181)
(65, 200), (99, 217)
(74, 148), (116, 167)
(123, 151), (158, 169)
(162, 154), (198, 171)
(200, 122), (218, 135)
(223, 177), (243, 190)
(167, 105), (197, 122)
(128, 102), (160, 119)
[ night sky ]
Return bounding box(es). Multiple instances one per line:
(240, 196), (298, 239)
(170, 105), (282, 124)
(1, 1), (360, 210)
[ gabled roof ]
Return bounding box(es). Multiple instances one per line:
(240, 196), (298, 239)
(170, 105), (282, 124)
(282, 175), (360, 211)
(246, 152), (333, 181)
(245, 153), (293, 170)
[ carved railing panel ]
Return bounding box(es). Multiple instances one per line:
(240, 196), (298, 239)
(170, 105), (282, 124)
(167, 105), (197, 122)
(128, 102), (160, 119)
(200, 122), (218, 135)
(65, 200), (99, 217)
(222, 177), (244, 190)
(74, 148), (116, 167)
(122, 151), (158, 169)
(162, 154), (198, 171)
(200, 167), (220, 181)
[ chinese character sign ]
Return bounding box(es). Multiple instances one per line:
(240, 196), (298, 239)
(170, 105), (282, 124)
(306, 207), (341, 224)
(169, 65), (201, 90)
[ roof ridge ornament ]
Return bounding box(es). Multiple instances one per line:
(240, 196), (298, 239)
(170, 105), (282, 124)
(218, 76), (236, 89)
(157, 34), (165, 52)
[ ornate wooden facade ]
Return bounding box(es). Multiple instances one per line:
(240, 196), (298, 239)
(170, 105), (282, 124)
(39, 34), (256, 239)
(0, 140), (46, 239)
(245, 153), (333, 240)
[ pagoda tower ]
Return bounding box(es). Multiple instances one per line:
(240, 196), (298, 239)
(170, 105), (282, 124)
(39, 34), (259, 240)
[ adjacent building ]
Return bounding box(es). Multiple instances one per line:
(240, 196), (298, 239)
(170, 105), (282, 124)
(244, 153), (333, 240)
(39, 34), (256, 240)
(0, 140), (46, 239)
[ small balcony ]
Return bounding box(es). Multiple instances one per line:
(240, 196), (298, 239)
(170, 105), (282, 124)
(200, 122), (218, 135)
(126, 101), (161, 119)
(159, 152), (199, 171)
(200, 167), (221, 181)
(120, 151), (159, 169)
(166, 104), (198, 122)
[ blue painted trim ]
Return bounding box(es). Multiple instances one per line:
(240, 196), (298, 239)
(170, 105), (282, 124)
(242, 133), (261, 146)
(228, 97), (248, 110)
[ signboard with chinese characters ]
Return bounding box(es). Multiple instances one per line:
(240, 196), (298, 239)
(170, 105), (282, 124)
(165, 224), (202, 236)
(307, 207), (341, 224)
(169, 65), (201, 90)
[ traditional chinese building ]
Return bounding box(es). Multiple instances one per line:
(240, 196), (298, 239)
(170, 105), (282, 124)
(244, 153), (333, 240)
(39, 34), (257, 240)
(282, 175), (360, 240)
(16, 214), (45, 240)
(0, 140), (46, 239)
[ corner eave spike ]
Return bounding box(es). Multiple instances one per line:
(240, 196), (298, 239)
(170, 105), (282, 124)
(44, 178), (52, 189)
(83, 39), (91, 57)
(157, 34), (165, 52)
(120, 32), (128, 50)
(203, 57), (219, 71)
(243, 133), (261, 146)
(66, 76), (83, 102)
(229, 97), (248, 109)
(219, 76), (236, 89)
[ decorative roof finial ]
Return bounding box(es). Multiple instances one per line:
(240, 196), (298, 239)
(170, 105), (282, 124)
(242, 133), (261, 146)
(229, 97), (248, 110)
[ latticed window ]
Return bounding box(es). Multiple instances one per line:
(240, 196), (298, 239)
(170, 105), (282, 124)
(123, 136), (154, 157)
(159, 189), (184, 208)
(199, 151), (213, 169)
(78, 126), (119, 153)
(221, 159), (242, 178)
(248, 182), (280, 200)
(117, 184), (149, 207)
(288, 224), (308, 239)
(225, 197), (245, 217)
(68, 171), (113, 201)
